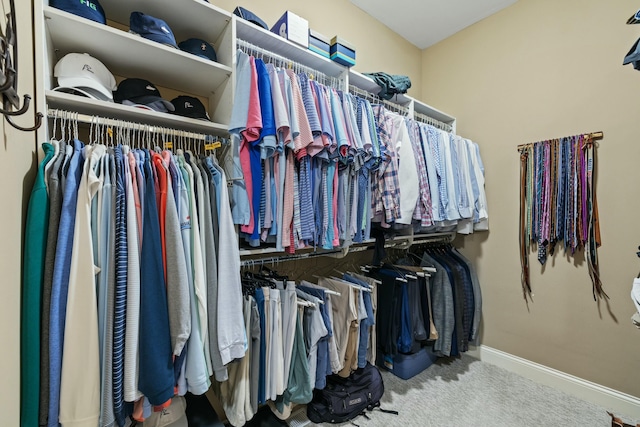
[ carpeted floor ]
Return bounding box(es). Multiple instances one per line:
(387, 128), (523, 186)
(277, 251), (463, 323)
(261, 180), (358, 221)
(311, 354), (633, 427)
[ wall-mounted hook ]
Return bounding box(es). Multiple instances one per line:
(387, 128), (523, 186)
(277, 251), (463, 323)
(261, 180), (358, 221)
(0, 0), (43, 132)
(5, 111), (43, 132)
(0, 93), (32, 116)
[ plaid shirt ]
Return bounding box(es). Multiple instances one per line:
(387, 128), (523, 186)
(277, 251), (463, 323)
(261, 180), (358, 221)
(371, 105), (400, 223)
(407, 119), (433, 227)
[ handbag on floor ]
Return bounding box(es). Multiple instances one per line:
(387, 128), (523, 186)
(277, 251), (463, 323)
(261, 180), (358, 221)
(609, 412), (640, 427)
(306, 363), (398, 424)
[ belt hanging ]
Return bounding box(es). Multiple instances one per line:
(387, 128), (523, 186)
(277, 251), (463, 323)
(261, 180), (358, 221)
(519, 147), (532, 301)
(585, 137), (607, 300)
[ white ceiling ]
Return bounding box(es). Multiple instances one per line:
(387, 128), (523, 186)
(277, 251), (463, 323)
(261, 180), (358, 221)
(350, 0), (518, 49)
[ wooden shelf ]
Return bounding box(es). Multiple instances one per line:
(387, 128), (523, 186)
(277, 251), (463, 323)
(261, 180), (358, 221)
(235, 18), (345, 78)
(45, 7), (232, 98)
(46, 90), (229, 136)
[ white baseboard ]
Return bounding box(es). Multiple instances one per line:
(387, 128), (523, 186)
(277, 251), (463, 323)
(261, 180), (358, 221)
(467, 345), (640, 420)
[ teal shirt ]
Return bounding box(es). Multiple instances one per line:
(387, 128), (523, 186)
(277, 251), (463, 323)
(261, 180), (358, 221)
(21, 142), (55, 427)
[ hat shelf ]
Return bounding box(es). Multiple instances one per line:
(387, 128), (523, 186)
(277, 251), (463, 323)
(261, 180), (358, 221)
(44, 7), (231, 98)
(101, 0), (232, 61)
(45, 89), (228, 136)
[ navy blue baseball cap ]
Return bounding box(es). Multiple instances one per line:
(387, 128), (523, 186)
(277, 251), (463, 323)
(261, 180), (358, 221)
(51, 0), (106, 24)
(233, 7), (269, 30)
(179, 38), (217, 62)
(114, 78), (175, 113)
(129, 12), (177, 48)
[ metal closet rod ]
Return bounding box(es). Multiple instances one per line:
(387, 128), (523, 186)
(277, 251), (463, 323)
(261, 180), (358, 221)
(516, 131), (604, 151)
(47, 108), (218, 142)
(414, 111), (453, 133)
(348, 84), (409, 116)
(239, 231), (457, 267)
(236, 38), (343, 89)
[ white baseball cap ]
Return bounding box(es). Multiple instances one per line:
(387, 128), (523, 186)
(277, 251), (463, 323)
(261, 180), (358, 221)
(53, 53), (116, 102)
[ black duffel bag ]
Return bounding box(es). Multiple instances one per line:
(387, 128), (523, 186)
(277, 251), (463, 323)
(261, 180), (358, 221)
(306, 363), (398, 424)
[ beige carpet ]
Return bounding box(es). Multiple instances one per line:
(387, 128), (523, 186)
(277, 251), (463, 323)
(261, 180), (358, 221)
(309, 354), (634, 427)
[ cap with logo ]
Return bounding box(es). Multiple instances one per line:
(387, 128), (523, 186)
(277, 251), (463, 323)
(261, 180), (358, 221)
(50, 0), (106, 24)
(114, 78), (175, 113)
(129, 12), (177, 49)
(170, 96), (211, 121)
(53, 53), (116, 102)
(178, 38), (217, 62)
(142, 396), (187, 427)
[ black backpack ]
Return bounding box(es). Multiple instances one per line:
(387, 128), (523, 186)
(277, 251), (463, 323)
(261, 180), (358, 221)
(306, 363), (398, 424)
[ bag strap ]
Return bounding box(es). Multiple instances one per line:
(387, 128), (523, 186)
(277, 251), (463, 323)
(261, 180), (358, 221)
(367, 401), (399, 416)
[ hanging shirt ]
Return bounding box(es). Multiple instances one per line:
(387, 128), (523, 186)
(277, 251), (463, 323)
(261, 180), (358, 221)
(438, 129), (460, 222)
(419, 124), (442, 223)
(286, 69), (314, 157)
(299, 73), (323, 158)
(371, 105), (400, 224)
(22, 142), (55, 427)
(48, 138), (84, 427)
(328, 89), (349, 157)
(216, 166), (248, 364)
(239, 56), (263, 237)
(122, 147), (142, 404)
(227, 50), (252, 225)
(138, 152), (174, 406)
(40, 138), (67, 426)
(60, 144), (104, 427)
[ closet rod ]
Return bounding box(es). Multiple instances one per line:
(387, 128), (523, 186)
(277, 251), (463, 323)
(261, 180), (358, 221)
(348, 84), (409, 116)
(47, 108), (217, 142)
(516, 131), (604, 150)
(236, 39), (343, 89)
(414, 111), (453, 133)
(239, 232), (457, 267)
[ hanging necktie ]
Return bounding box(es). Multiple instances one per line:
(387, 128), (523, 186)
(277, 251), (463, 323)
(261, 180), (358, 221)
(548, 139), (559, 255)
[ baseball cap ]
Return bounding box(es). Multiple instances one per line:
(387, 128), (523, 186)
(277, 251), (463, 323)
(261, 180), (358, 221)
(50, 0), (106, 24)
(53, 53), (116, 102)
(233, 7), (269, 30)
(623, 37), (640, 69)
(114, 78), (175, 112)
(143, 396), (187, 427)
(129, 12), (177, 48)
(170, 96), (211, 120)
(178, 38), (217, 62)
(628, 9), (640, 24)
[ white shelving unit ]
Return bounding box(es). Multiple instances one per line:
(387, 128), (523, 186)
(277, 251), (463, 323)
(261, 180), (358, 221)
(235, 18), (346, 79)
(35, 0), (456, 143)
(35, 2), (459, 258)
(35, 0), (235, 141)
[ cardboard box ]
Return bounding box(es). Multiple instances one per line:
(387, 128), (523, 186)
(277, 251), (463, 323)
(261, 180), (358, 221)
(308, 29), (331, 58)
(330, 36), (356, 67)
(271, 11), (309, 47)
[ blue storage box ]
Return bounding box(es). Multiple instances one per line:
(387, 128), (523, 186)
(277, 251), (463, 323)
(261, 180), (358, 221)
(308, 29), (330, 59)
(271, 11), (309, 48)
(330, 36), (356, 67)
(376, 346), (438, 380)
